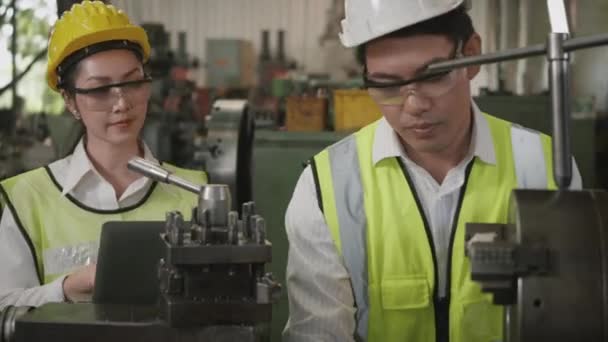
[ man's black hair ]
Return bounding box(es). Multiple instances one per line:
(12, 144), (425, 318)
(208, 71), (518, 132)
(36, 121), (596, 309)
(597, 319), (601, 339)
(355, 5), (475, 66)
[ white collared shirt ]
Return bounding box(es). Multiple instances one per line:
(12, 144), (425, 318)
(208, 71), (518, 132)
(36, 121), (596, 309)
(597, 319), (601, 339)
(0, 139), (156, 310)
(282, 102), (582, 341)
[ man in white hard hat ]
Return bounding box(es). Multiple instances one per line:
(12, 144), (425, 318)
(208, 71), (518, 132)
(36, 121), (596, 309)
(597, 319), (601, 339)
(283, 1), (582, 341)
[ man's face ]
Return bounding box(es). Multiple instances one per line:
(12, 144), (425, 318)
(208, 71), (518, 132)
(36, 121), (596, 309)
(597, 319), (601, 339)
(365, 34), (480, 155)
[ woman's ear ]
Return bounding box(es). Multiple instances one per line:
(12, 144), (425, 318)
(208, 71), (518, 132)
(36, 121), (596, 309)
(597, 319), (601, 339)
(464, 33), (482, 80)
(61, 90), (80, 120)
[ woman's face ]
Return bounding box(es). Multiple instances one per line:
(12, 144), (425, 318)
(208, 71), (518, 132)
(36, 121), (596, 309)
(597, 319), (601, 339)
(64, 49), (150, 148)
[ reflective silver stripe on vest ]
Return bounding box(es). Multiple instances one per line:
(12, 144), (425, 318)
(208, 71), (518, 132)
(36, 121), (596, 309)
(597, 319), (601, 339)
(43, 241), (99, 277)
(511, 124), (548, 188)
(328, 135), (369, 341)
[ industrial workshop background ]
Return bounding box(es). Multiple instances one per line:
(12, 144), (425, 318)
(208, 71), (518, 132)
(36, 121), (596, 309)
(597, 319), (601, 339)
(0, 1), (608, 341)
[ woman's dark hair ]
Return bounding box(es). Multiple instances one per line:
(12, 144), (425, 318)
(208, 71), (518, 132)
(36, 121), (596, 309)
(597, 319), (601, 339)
(57, 61), (85, 158)
(57, 40), (144, 92)
(356, 5), (475, 66)
(59, 64), (81, 94)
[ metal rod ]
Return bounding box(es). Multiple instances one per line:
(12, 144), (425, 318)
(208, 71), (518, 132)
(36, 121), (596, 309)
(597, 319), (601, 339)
(167, 174), (202, 194)
(428, 44), (546, 72)
(427, 32), (608, 73)
(563, 32), (608, 52)
(127, 157), (202, 194)
(548, 32), (572, 189)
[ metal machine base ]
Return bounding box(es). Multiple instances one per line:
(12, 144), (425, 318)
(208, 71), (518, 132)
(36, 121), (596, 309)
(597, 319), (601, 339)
(466, 189), (608, 342)
(4, 303), (268, 342)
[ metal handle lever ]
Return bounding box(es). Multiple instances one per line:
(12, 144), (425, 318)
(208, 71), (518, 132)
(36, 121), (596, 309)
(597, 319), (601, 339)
(127, 157), (202, 194)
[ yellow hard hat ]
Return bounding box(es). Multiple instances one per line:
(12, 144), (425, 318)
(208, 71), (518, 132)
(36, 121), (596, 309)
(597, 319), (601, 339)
(46, 0), (151, 92)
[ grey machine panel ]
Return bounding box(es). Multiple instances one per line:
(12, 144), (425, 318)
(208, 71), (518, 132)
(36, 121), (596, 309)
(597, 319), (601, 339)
(204, 99), (254, 211)
(466, 189), (608, 342)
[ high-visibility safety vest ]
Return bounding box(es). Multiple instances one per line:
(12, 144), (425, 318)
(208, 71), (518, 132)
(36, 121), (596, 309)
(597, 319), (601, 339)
(311, 113), (556, 342)
(0, 163), (206, 285)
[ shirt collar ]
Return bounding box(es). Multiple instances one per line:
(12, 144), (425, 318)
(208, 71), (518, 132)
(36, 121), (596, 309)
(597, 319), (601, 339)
(372, 99), (496, 165)
(61, 138), (158, 196)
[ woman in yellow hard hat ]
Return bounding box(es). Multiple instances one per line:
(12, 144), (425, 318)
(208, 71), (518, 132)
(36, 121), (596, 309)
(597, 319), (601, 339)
(0, 0), (206, 308)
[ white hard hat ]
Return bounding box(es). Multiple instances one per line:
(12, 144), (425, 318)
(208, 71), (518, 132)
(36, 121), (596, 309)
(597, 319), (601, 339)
(340, 0), (465, 47)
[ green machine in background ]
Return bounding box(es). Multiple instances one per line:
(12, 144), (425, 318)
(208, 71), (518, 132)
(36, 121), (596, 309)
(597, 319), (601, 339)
(252, 130), (346, 341)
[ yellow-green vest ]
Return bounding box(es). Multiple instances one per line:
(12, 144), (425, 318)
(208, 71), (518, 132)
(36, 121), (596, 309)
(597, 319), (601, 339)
(312, 113), (556, 342)
(0, 163), (206, 284)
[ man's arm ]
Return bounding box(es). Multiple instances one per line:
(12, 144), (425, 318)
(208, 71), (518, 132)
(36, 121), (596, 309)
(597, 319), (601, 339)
(282, 166), (357, 342)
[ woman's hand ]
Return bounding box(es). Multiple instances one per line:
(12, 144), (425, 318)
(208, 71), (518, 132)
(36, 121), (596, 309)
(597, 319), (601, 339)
(62, 263), (96, 302)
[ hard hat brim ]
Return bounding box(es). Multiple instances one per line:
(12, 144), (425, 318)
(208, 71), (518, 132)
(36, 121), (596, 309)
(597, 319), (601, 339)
(339, 0), (465, 47)
(46, 26), (151, 92)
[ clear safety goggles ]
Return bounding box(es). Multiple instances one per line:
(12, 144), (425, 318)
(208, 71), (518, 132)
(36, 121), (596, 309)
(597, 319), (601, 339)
(364, 40), (463, 106)
(67, 76), (152, 112)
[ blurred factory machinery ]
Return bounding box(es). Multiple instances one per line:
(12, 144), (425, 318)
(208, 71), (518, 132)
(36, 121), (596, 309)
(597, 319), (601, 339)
(248, 29), (294, 127)
(139, 22), (203, 169)
(0, 104), (56, 180)
(139, 23), (254, 210)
